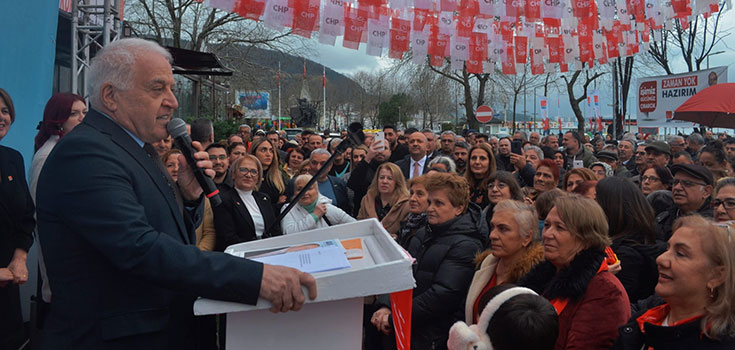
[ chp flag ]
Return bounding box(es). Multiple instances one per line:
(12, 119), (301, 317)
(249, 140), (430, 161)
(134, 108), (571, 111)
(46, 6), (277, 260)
(637, 66), (728, 128)
(475, 105), (494, 123)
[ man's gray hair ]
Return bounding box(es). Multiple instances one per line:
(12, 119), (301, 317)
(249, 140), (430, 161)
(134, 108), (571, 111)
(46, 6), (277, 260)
(428, 156), (456, 173)
(239, 124), (251, 130)
(311, 148), (331, 158)
(441, 130), (456, 138)
(687, 132), (704, 145)
(524, 145), (544, 160)
(454, 141), (470, 151)
(667, 135), (684, 144)
(88, 38), (172, 107)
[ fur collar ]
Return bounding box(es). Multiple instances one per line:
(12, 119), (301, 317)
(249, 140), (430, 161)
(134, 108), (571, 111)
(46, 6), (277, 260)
(474, 243), (546, 282)
(519, 248), (605, 301)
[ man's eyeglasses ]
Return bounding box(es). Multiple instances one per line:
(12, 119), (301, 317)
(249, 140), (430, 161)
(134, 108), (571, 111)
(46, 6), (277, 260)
(209, 154), (228, 161)
(238, 167), (258, 177)
(711, 198), (735, 209)
(641, 175), (661, 183)
(672, 178), (706, 188)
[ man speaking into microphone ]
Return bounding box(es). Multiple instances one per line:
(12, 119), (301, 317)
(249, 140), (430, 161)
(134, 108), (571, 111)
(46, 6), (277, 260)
(35, 38), (316, 350)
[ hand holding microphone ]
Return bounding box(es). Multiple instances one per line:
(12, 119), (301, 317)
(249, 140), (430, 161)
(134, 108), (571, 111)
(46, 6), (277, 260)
(167, 118), (222, 206)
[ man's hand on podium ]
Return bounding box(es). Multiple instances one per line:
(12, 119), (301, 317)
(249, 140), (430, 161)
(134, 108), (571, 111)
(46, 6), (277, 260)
(260, 264), (318, 313)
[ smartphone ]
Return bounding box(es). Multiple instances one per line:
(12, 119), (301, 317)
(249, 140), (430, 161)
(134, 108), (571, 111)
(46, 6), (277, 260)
(573, 160), (584, 169)
(511, 140), (523, 155)
(374, 131), (386, 151)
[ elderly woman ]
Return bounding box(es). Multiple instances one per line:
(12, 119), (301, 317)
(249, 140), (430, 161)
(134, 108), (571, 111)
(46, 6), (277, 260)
(713, 177), (735, 222)
(641, 165), (673, 196)
(212, 155), (282, 251)
(533, 159), (560, 194)
(370, 172), (485, 349)
(465, 200), (545, 324)
(357, 162), (411, 238)
(562, 167), (597, 192)
(250, 138), (289, 209)
(397, 175), (430, 245)
(590, 161), (613, 180)
(281, 174), (355, 233)
(520, 195), (630, 350)
(428, 155), (456, 173)
(0, 88), (35, 349)
(596, 177), (661, 302)
(614, 216), (735, 349)
(466, 143), (497, 209)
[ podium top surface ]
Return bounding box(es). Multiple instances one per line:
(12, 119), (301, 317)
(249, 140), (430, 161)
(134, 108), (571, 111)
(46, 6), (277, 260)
(194, 218), (416, 315)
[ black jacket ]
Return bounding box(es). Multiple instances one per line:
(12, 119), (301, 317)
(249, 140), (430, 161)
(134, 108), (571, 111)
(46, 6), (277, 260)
(655, 197), (713, 241)
(611, 236), (666, 303)
(398, 203), (486, 350)
(614, 295), (735, 350)
(213, 186), (282, 251)
(388, 143), (409, 163)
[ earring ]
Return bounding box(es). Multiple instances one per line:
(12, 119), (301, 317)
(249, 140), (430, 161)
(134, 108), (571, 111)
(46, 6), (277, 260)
(709, 287), (715, 298)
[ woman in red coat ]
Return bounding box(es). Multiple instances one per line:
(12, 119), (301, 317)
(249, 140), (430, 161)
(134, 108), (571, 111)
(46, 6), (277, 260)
(520, 195), (630, 349)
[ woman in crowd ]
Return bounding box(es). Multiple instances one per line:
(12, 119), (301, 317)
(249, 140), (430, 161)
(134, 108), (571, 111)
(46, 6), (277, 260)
(614, 216), (735, 349)
(596, 177), (661, 302)
(212, 155), (281, 251)
(699, 141), (731, 182)
(640, 165), (673, 196)
(163, 149), (182, 182)
(465, 200), (545, 324)
(482, 171), (523, 229)
(227, 142), (247, 165)
(466, 143), (497, 209)
(357, 162), (411, 238)
(520, 195), (630, 350)
(250, 138), (289, 210)
(590, 161), (613, 180)
(397, 175), (430, 245)
(27, 92), (86, 305)
(533, 159), (560, 194)
(281, 174), (355, 233)
(0, 88), (35, 349)
(562, 167), (597, 192)
(428, 155), (456, 173)
(534, 189), (566, 239)
(297, 159), (311, 175)
(370, 172), (485, 349)
(284, 147), (304, 178)
(572, 180), (598, 199)
(713, 177), (735, 222)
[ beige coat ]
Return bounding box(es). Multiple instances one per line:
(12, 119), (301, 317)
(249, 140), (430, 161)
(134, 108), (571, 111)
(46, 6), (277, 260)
(195, 197), (216, 251)
(357, 191), (411, 238)
(464, 243), (545, 323)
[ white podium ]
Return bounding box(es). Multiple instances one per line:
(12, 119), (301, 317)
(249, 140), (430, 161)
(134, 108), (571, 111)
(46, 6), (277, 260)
(193, 219), (415, 349)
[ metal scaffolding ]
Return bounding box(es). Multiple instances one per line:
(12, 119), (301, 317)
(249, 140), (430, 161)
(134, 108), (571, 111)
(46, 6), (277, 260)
(71, 0), (122, 97)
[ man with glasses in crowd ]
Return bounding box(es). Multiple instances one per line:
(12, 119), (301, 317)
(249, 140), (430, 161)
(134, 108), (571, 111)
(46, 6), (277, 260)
(206, 143), (232, 188)
(655, 164), (714, 241)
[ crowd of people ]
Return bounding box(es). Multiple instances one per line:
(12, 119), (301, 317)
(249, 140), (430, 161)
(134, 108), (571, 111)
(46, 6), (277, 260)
(2, 39), (735, 350)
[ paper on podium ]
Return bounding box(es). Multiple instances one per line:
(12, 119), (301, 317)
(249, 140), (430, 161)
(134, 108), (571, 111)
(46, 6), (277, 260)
(250, 245), (351, 274)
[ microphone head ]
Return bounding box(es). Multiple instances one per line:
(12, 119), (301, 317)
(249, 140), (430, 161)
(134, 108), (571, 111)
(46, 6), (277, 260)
(347, 122), (365, 144)
(167, 118), (188, 138)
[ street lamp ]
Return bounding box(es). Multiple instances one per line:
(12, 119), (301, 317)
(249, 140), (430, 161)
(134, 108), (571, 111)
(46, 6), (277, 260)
(707, 50), (725, 69)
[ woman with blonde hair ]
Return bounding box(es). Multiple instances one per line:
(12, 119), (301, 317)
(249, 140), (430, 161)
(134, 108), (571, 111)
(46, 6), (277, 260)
(250, 138), (289, 211)
(358, 162), (411, 238)
(562, 167), (597, 192)
(615, 216), (735, 349)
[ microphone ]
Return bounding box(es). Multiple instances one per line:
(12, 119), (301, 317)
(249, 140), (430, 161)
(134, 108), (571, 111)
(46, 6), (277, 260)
(166, 118), (222, 207)
(335, 122), (365, 153)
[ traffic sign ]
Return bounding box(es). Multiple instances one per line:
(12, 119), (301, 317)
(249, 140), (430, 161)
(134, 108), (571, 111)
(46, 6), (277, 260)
(475, 105), (494, 123)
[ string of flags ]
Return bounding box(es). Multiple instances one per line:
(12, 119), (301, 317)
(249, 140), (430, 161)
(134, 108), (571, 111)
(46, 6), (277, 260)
(200, 0), (731, 75)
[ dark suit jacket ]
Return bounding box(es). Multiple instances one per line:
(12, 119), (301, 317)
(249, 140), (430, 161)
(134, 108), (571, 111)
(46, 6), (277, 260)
(395, 154), (431, 180)
(212, 186), (282, 251)
(36, 110), (264, 350)
(0, 146), (35, 342)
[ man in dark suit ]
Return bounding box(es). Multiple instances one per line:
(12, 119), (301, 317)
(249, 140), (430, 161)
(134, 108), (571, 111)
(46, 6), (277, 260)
(395, 131), (430, 180)
(35, 38), (315, 350)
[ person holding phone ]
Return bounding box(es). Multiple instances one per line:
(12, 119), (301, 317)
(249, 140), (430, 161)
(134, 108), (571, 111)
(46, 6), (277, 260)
(496, 137), (536, 187)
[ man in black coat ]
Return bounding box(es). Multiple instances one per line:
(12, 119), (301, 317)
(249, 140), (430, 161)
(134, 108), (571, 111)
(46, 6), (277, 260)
(655, 164), (714, 241)
(35, 38), (315, 350)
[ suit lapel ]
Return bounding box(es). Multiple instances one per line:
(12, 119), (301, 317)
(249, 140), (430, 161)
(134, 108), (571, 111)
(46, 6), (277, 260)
(85, 111), (191, 244)
(231, 190), (256, 237)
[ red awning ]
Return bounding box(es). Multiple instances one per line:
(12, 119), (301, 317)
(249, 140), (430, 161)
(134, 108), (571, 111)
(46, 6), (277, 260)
(674, 83), (735, 128)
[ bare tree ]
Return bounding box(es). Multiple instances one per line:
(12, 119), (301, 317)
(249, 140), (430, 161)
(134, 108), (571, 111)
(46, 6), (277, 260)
(426, 60), (491, 130)
(647, 2), (730, 73)
(496, 64), (542, 133)
(561, 65), (606, 135)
